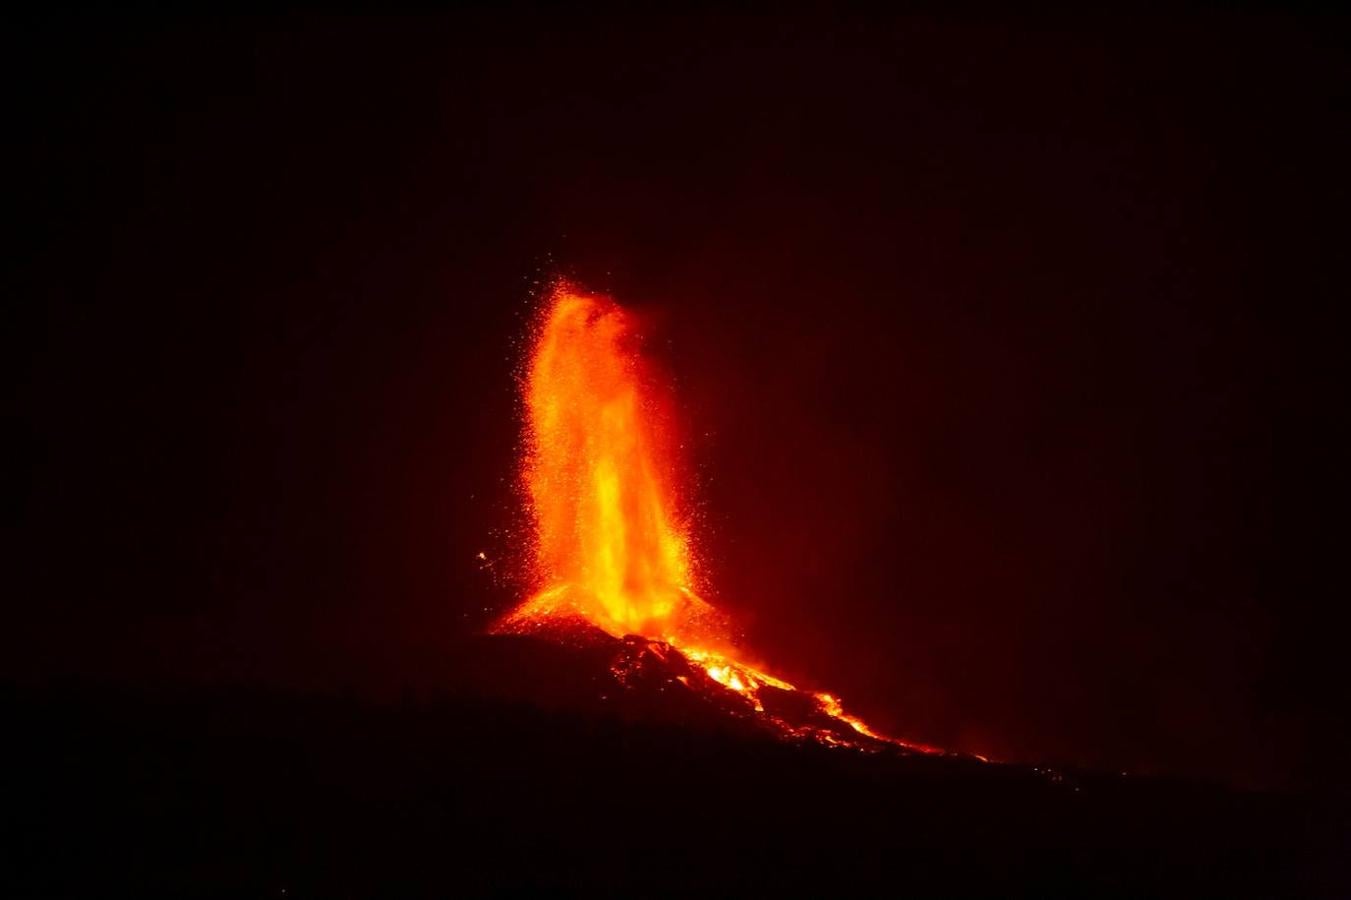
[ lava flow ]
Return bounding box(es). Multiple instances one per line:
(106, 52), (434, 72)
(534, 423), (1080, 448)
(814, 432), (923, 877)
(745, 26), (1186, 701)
(495, 282), (940, 755)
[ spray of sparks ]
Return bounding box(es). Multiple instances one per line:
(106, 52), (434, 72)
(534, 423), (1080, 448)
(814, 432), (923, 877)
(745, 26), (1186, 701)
(494, 282), (940, 754)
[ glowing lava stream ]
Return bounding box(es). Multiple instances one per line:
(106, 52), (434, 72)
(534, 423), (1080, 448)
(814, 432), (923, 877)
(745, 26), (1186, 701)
(495, 282), (940, 754)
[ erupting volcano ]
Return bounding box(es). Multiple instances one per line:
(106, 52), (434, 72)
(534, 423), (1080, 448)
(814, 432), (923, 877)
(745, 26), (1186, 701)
(495, 283), (941, 754)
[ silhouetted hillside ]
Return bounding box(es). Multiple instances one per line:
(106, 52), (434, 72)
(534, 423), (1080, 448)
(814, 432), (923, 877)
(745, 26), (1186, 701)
(5, 636), (1344, 896)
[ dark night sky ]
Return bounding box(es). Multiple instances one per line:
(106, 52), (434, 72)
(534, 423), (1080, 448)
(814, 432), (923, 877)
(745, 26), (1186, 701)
(9, 10), (1347, 790)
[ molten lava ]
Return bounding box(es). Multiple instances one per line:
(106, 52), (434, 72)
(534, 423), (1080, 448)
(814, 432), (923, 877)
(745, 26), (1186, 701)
(496, 283), (939, 755)
(506, 288), (723, 645)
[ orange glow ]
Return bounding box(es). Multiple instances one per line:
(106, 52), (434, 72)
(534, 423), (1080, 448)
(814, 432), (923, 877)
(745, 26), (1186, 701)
(507, 287), (718, 643)
(496, 282), (942, 755)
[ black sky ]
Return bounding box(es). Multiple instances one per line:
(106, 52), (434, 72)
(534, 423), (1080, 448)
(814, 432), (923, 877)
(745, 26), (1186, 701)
(10, 9), (1348, 790)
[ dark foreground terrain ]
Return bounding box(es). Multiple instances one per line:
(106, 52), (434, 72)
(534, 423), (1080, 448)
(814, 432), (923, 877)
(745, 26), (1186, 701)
(4, 639), (1345, 897)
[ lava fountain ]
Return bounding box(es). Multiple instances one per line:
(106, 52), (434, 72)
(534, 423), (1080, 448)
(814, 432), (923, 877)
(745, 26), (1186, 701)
(496, 282), (940, 754)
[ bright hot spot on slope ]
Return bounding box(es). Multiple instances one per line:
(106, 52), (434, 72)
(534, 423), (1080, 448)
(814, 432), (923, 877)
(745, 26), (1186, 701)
(495, 283), (940, 755)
